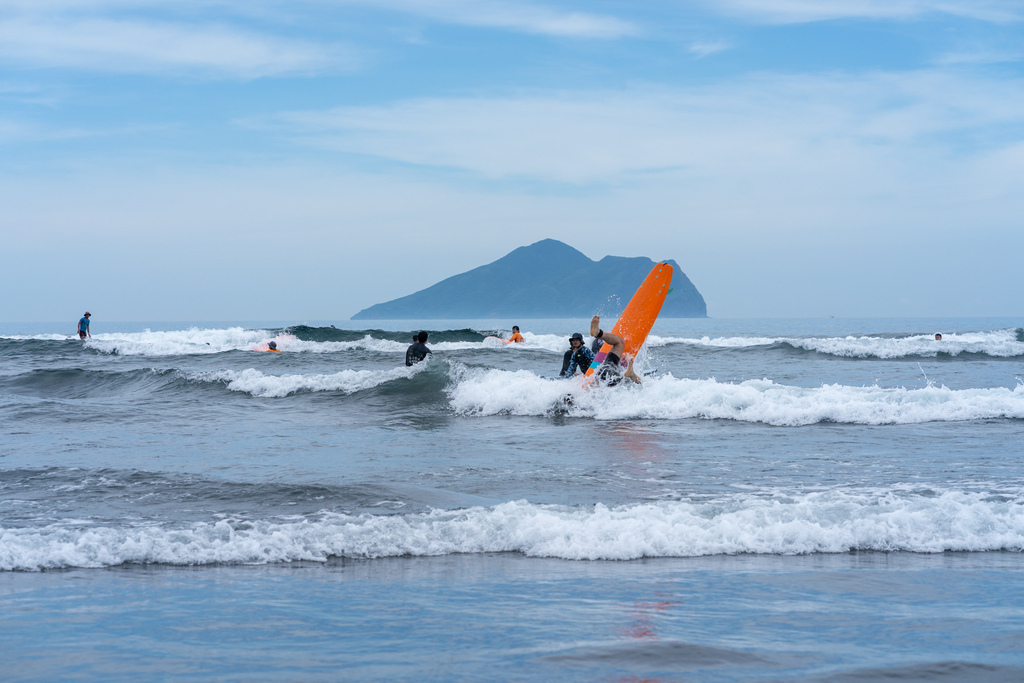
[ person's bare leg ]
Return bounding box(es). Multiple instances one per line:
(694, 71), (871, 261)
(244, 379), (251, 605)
(590, 315), (625, 356)
(624, 357), (641, 384)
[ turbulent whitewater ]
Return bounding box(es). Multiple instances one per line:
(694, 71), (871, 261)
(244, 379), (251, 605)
(2, 315), (1023, 571)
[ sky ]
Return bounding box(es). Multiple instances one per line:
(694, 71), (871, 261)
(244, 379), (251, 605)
(1, 0), (1023, 321)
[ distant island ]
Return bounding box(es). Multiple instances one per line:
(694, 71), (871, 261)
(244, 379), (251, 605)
(351, 239), (708, 319)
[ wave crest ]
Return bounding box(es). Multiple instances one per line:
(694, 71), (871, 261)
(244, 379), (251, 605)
(186, 366), (423, 397)
(651, 328), (1024, 359)
(448, 368), (1024, 425)
(4, 490), (1024, 570)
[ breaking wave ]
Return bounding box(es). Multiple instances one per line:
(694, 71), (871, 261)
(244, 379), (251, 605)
(4, 489), (1024, 570)
(185, 365), (426, 398)
(649, 328), (1024, 359)
(447, 367), (1024, 425)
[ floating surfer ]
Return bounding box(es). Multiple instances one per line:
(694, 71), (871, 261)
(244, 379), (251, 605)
(405, 331), (431, 366)
(77, 312), (91, 339)
(484, 326), (525, 345)
(266, 341), (281, 353)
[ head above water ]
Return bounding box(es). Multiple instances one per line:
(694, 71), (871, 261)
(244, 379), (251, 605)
(512, 326), (519, 333)
(268, 341), (277, 350)
(935, 333), (942, 341)
(417, 331), (428, 344)
(569, 332), (584, 347)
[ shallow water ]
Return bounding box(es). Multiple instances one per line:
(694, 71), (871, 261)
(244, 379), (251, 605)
(2, 317), (1023, 680)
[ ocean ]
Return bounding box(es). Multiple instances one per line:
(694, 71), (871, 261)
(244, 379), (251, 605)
(2, 316), (1024, 681)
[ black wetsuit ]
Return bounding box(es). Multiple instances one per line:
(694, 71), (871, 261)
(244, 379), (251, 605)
(560, 349), (573, 376)
(595, 352), (625, 386)
(405, 343), (431, 366)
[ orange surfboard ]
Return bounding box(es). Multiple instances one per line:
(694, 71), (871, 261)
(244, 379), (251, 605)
(584, 262), (673, 378)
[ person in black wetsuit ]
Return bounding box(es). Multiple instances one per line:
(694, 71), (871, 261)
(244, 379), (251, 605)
(405, 331), (432, 366)
(560, 332), (595, 378)
(589, 315), (640, 385)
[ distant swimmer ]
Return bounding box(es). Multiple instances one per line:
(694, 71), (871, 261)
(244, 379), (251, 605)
(405, 331), (432, 366)
(266, 341), (281, 353)
(589, 315), (641, 385)
(560, 332), (594, 378)
(77, 312), (91, 339)
(935, 333), (942, 341)
(506, 326), (524, 344)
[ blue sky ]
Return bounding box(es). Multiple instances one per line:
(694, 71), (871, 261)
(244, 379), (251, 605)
(2, 0), (1023, 321)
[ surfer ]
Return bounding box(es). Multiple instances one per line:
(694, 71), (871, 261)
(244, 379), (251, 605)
(590, 315), (641, 385)
(506, 326), (524, 344)
(934, 333), (942, 341)
(266, 341), (281, 353)
(560, 333), (594, 377)
(77, 312), (91, 339)
(405, 331), (432, 366)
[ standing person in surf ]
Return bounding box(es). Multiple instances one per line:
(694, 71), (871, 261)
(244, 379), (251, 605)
(77, 312), (91, 339)
(405, 331), (432, 366)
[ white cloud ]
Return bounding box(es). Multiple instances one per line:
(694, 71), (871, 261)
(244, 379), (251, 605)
(0, 119), (33, 143)
(688, 40), (731, 57)
(254, 70), (1024, 184)
(0, 1), (637, 77)
(706, 0), (1023, 24)
(1, 0), (638, 39)
(359, 0), (639, 38)
(0, 17), (354, 78)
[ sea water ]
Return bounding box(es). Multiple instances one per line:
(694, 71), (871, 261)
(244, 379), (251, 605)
(1, 317), (1023, 681)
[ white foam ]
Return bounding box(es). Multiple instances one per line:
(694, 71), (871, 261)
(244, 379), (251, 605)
(0, 333), (71, 341)
(76, 327), (284, 356)
(4, 489), (1024, 570)
(63, 328), (573, 356)
(648, 334), (777, 348)
(651, 329), (1024, 358)
(187, 366), (421, 397)
(448, 368), (1024, 425)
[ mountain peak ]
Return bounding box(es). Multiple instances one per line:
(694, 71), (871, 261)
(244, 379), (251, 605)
(352, 240), (706, 319)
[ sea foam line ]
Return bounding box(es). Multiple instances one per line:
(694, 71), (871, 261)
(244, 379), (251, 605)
(4, 490), (1024, 570)
(649, 328), (1024, 359)
(186, 366), (421, 397)
(447, 368), (1024, 425)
